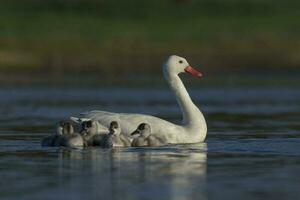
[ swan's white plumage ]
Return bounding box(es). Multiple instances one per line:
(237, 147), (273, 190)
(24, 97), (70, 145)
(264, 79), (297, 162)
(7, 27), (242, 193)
(71, 55), (207, 143)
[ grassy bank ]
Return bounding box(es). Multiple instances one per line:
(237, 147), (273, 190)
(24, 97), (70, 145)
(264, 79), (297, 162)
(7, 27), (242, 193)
(0, 0), (300, 78)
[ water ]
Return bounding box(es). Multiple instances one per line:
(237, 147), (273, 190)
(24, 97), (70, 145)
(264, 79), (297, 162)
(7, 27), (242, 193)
(0, 85), (300, 200)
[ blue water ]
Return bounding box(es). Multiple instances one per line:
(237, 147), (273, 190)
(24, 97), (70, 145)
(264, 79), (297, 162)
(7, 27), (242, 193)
(0, 86), (299, 200)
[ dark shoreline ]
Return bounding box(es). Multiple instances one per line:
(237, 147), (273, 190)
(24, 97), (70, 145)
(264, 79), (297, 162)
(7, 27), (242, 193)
(1, 72), (299, 88)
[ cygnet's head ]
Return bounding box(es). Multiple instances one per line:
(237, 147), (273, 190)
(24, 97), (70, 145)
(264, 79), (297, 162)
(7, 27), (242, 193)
(109, 121), (121, 135)
(81, 120), (98, 136)
(131, 123), (151, 137)
(56, 121), (65, 135)
(57, 121), (74, 135)
(163, 55), (203, 78)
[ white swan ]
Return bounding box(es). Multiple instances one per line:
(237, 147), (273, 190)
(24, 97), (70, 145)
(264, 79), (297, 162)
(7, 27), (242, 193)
(71, 55), (207, 143)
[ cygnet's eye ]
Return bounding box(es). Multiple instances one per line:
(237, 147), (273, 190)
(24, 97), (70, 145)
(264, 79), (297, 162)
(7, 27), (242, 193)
(110, 121), (118, 129)
(86, 121), (92, 128)
(141, 124), (146, 131)
(179, 60), (183, 64)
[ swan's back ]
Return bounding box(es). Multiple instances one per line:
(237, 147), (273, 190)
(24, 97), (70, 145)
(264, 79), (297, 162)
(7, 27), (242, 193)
(81, 110), (183, 141)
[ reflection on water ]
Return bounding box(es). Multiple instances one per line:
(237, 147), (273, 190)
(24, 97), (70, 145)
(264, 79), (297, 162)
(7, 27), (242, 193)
(58, 145), (207, 200)
(0, 85), (300, 200)
(0, 141), (207, 200)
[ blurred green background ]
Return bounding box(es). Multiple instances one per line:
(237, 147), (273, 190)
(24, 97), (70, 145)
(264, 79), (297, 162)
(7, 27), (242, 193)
(0, 0), (299, 84)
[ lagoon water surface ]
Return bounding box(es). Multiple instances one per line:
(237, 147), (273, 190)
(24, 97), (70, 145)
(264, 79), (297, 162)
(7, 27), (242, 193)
(0, 85), (299, 200)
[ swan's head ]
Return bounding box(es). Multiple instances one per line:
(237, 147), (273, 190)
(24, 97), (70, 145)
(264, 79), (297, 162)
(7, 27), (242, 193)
(80, 120), (98, 136)
(109, 121), (121, 135)
(56, 121), (74, 135)
(163, 55), (203, 78)
(131, 123), (151, 137)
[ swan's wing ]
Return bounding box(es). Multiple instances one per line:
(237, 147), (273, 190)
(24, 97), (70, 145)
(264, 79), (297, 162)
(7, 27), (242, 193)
(80, 110), (115, 118)
(78, 111), (147, 134)
(70, 116), (110, 133)
(79, 110), (118, 125)
(70, 117), (91, 123)
(73, 110), (181, 139)
(73, 110), (119, 125)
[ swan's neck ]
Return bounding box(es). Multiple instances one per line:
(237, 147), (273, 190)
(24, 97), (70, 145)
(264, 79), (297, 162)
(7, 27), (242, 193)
(165, 72), (202, 126)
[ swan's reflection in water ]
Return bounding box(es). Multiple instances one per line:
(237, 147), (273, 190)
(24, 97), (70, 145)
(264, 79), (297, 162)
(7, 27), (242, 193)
(56, 144), (207, 200)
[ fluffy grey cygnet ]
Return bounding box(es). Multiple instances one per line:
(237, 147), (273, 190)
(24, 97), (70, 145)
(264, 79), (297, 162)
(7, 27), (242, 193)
(41, 121), (84, 148)
(80, 120), (108, 146)
(41, 121), (64, 147)
(102, 121), (131, 148)
(131, 123), (167, 147)
(59, 122), (84, 148)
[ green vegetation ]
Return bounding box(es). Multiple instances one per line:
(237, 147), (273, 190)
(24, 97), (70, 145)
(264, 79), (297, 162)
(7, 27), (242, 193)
(0, 0), (299, 79)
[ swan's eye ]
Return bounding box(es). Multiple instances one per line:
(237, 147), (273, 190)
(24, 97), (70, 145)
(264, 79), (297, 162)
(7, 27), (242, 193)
(179, 60), (183, 64)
